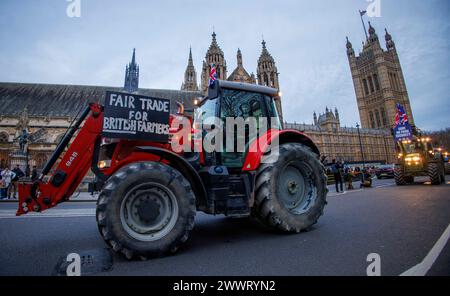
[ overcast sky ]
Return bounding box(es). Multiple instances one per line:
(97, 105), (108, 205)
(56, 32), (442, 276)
(0, 0), (449, 131)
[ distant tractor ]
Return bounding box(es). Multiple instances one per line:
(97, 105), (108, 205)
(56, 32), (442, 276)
(395, 134), (446, 185)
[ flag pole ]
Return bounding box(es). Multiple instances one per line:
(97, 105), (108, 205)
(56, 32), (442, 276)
(359, 10), (369, 41)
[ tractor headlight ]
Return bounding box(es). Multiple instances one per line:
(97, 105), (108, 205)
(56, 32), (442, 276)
(98, 160), (111, 169)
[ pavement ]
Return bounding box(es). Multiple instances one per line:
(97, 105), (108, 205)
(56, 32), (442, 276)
(0, 176), (449, 276)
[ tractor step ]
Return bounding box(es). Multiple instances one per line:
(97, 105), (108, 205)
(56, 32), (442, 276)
(199, 166), (254, 216)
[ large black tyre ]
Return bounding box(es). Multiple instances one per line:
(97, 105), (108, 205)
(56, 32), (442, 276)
(253, 143), (327, 233)
(445, 162), (450, 175)
(96, 162), (196, 260)
(394, 167), (407, 185)
(428, 162), (443, 185)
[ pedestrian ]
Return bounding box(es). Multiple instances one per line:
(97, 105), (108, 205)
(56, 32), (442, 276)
(31, 165), (38, 181)
(331, 159), (344, 193)
(344, 167), (354, 190)
(1, 167), (16, 199)
(12, 164), (25, 199)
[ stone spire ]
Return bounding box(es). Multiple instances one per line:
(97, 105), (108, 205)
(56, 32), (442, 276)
(181, 47), (199, 91)
(257, 39), (279, 89)
(124, 48), (139, 93)
(346, 36), (355, 57)
(385, 28), (395, 51)
(368, 22), (379, 43)
(257, 39), (282, 120)
(237, 48), (243, 67)
(201, 31), (227, 93)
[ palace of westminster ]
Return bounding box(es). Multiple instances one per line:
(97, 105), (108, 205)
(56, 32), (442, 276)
(0, 23), (414, 169)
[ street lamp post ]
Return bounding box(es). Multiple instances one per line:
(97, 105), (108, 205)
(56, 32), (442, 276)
(356, 123), (366, 182)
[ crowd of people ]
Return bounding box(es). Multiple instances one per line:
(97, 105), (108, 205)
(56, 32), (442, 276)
(0, 165), (38, 200)
(328, 159), (374, 193)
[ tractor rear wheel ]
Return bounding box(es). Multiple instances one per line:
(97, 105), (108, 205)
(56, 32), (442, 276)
(253, 143), (327, 233)
(428, 162), (443, 185)
(96, 162), (196, 260)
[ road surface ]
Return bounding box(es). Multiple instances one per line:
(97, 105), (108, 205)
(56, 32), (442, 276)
(0, 177), (449, 276)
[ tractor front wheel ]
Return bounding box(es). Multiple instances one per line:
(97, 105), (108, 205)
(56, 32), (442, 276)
(96, 162), (196, 260)
(253, 143), (327, 233)
(394, 167), (407, 186)
(428, 162), (443, 185)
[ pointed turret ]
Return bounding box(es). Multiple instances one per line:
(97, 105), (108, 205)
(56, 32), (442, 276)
(201, 31), (227, 93)
(181, 47), (199, 91)
(237, 48), (243, 67)
(227, 48), (254, 84)
(368, 22), (379, 43)
(257, 39), (279, 89)
(346, 36), (355, 57)
(124, 48), (139, 93)
(385, 28), (395, 51)
(257, 39), (282, 120)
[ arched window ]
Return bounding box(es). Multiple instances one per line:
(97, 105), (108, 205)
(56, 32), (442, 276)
(369, 111), (375, 128)
(375, 109), (381, 127)
(34, 153), (49, 169)
(363, 79), (369, 95)
(0, 131), (8, 143)
(263, 73), (269, 86)
(373, 74), (380, 91)
(381, 107), (387, 127)
(368, 76), (375, 93)
(216, 67), (221, 79)
(394, 73), (400, 90)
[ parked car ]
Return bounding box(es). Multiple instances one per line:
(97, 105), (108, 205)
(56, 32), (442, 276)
(376, 164), (395, 179)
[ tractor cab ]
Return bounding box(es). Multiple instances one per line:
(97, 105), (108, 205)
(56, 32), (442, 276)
(194, 80), (282, 170)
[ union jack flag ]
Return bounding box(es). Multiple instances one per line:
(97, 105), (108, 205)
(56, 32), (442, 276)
(394, 103), (409, 126)
(209, 64), (217, 86)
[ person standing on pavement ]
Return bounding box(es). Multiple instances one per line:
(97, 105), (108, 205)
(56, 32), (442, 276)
(31, 165), (38, 181)
(1, 167), (16, 199)
(331, 159), (344, 193)
(12, 164), (25, 199)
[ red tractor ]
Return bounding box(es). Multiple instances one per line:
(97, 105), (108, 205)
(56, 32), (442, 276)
(17, 80), (327, 259)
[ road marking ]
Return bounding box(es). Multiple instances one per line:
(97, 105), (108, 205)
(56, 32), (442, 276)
(375, 183), (395, 188)
(400, 223), (450, 276)
(0, 209), (95, 219)
(328, 189), (363, 197)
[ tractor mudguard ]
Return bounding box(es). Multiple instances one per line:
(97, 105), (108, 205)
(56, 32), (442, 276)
(242, 129), (320, 171)
(134, 146), (207, 208)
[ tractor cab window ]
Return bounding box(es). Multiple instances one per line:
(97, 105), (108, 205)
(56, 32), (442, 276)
(195, 98), (217, 126)
(220, 89), (263, 120)
(402, 141), (423, 154)
(264, 95), (282, 130)
(220, 88), (264, 168)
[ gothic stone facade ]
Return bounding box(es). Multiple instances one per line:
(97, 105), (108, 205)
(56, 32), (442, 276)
(181, 32), (282, 120)
(0, 82), (200, 169)
(346, 23), (414, 129)
(1, 28), (410, 169)
(286, 108), (396, 164)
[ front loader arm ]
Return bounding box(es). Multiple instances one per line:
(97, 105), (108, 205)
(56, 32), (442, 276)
(17, 103), (104, 216)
